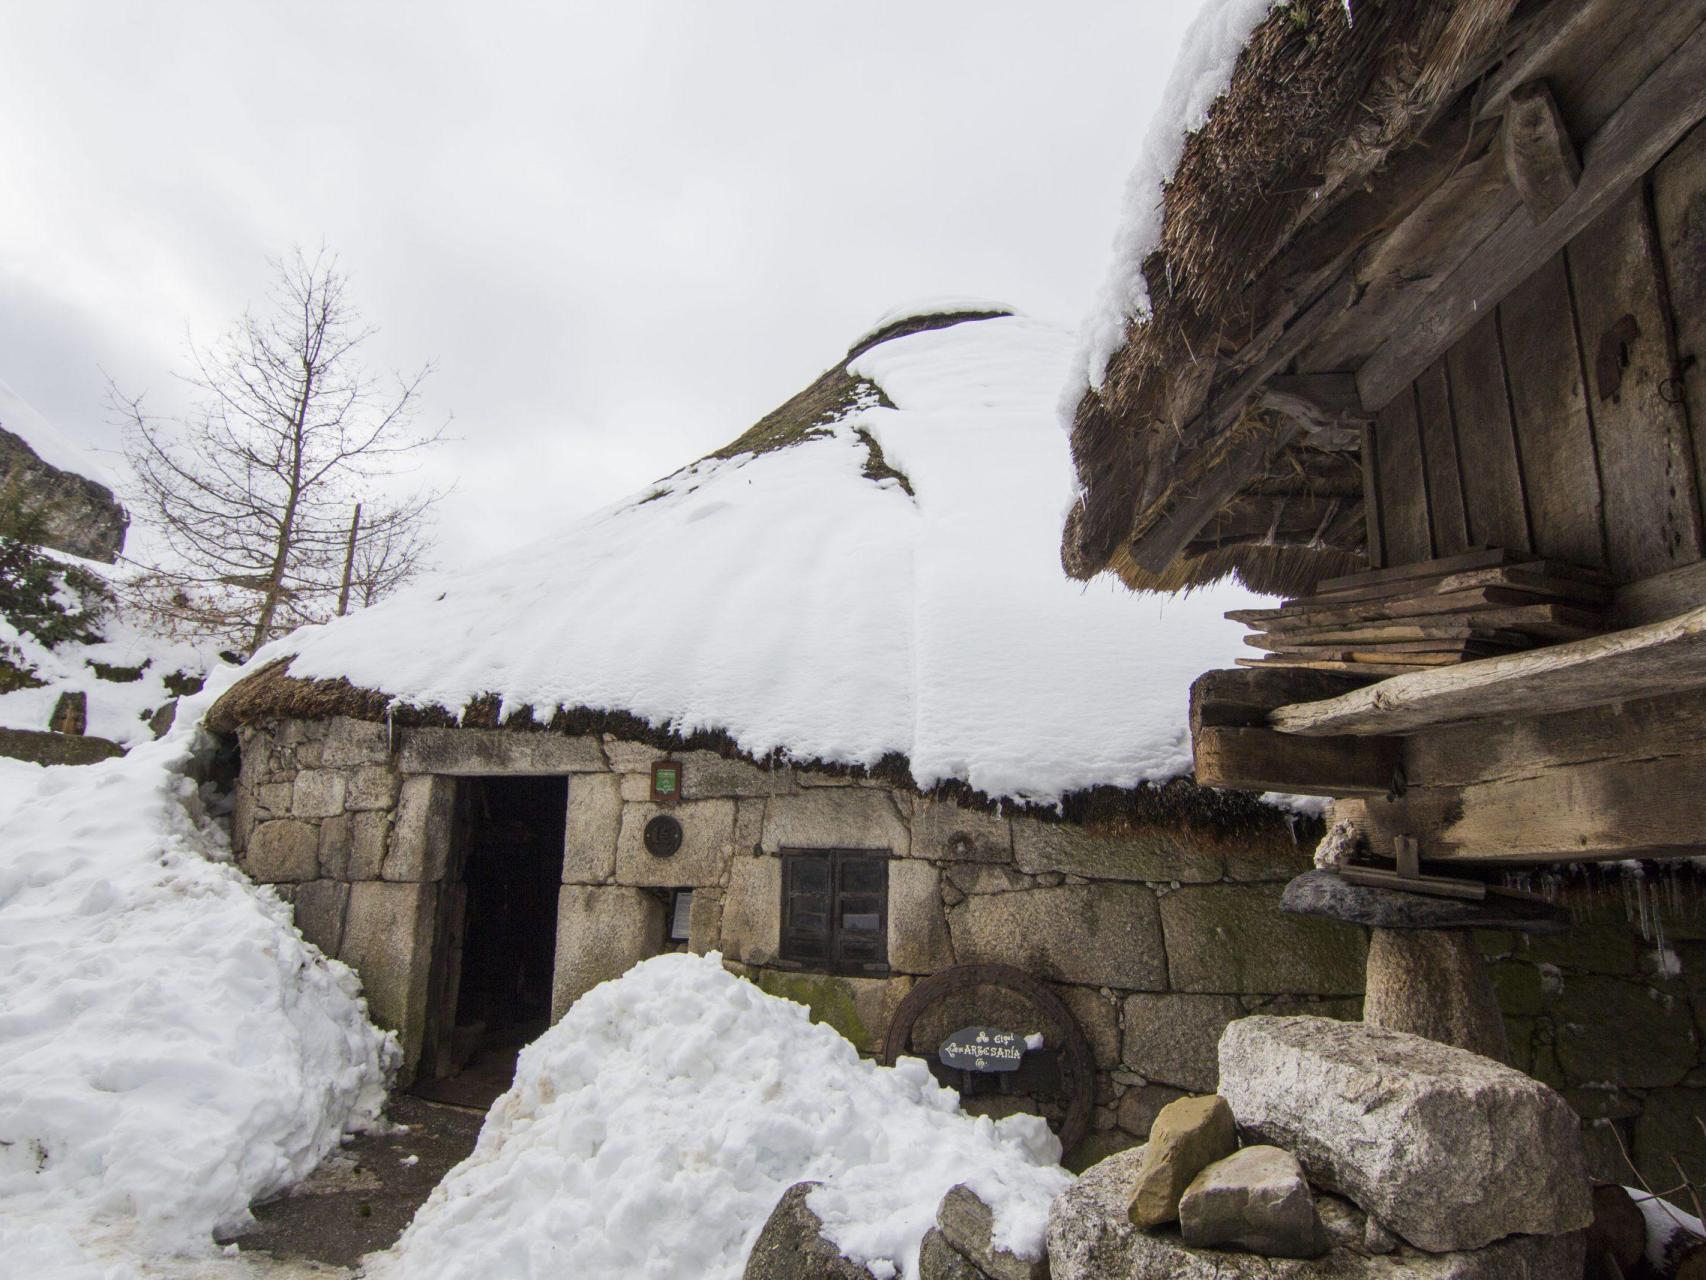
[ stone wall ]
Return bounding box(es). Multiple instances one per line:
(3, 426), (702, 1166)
(229, 715), (1706, 1178)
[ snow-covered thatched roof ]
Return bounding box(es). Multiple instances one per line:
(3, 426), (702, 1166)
(211, 308), (1261, 806)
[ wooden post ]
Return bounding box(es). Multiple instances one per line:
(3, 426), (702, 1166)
(336, 502), (362, 617)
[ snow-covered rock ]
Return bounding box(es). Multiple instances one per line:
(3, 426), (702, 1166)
(262, 312), (1264, 805)
(367, 952), (1071, 1280)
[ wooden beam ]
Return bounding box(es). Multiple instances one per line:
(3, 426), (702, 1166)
(1194, 725), (1402, 797)
(1257, 374), (1370, 450)
(1189, 666), (1370, 736)
(1337, 750), (1706, 863)
(1503, 80), (1582, 222)
(1610, 559), (1706, 627)
(1269, 603), (1706, 736)
(1358, 14), (1706, 408)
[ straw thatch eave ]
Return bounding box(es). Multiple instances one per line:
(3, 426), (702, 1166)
(206, 657), (1306, 839)
(1063, 0), (1525, 595)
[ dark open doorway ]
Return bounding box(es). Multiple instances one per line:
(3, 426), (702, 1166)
(415, 775), (565, 1109)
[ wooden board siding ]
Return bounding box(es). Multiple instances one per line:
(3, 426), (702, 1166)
(1373, 389), (1431, 563)
(1653, 118), (1706, 538)
(1366, 138), (1706, 587)
(1414, 360), (1470, 556)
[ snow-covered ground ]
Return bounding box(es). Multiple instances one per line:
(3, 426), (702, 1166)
(0, 682), (397, 1277)
(266, 313), (1264, 805)
(366, 952), (1070, 1280)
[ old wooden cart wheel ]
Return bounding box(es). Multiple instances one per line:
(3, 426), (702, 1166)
(880, 963), (1096, 1155)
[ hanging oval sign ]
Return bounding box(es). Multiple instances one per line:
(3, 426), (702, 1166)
(938, 1025), (1027, 1073)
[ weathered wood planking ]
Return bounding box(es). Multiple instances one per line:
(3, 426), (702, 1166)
(1495, 252), (1607, 567)
(1565, 187), (1703, 579)
(1194, 725), (1401, 798)
(1610, 559), (1706, 628)
(1267, 603), (1706, 737)
(1337, 751), (1706, 863)
(1356, 13), (1706, 410)
(1406, 686), (1706, 789)
(1414, 360), (1470, 555)
(1652, 118), (1706, 542)
(1359, 421), (1385, 569)
(1444, 315), (1532, 556)
(1374, 389), (1432, 563)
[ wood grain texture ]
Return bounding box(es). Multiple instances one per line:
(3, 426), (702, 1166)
(1496, 252), (1606, 567)
(1446, 312), (1532, 555)
(1565, 187), (1703, 578)
(1374, 389), (1432, 563)
(1194, 725), (1402, 797)
(1503, 79), (1582, 223)
(1267, 603), (1706, 736)
(1652, 117), (1706, 548)
(1415, 360), (1471, 555)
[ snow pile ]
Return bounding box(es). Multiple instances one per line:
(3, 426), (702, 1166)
(0, 683), (398, 1274)
(267, 313), (1263, 803)
(369, 952), (1070, 1280)
(1071, 0), (1277, 396)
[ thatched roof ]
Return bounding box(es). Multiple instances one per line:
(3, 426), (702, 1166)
(206, 305), (1271, 812)
(1062, 0), (1527, 595)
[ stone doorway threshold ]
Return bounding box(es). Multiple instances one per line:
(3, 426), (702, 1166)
(225, 1095), (484, 1272)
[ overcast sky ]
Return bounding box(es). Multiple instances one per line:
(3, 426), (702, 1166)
(1, 2), (1200, 568)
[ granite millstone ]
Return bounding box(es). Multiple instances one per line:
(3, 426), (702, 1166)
(1127, 1095), (1237, 1228)
(1280, 870), (1569, 933)
(1217, 1016), (1592, 1252)
(1178, 1145), (1322, 1259)
(1047, 1147), (1587, 1279)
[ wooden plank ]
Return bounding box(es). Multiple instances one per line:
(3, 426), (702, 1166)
(1237, 657), (1446, 677)
(1652, 117), (1706, 547)
(1357, 421), (1385, 569)
(1415, 359), (1471, 555)
(1504, 80), (1582, 223)
(1291, 565), (1611, 610)
(1610, 559), (1706, 626)
(1565, 186), (1704, 578)
(1317, 548), (1513, 594)
(1445, 311), (1533, 555)
(1495, 252), (1607, 567)
(1229, 589), (1600, 628)
(1357, 13), (1706, 409)
(1374, 388), (1432, 563)
(1406, 686), (1706, 788)
(1189, 666), (1370, 736)
(1268, 603), (1706, 736)
(1248, 637), (1511, 658)
(1337, 751), (1706, 863)
(1249, 623), (1530, 646)
(1194, 725), (1402, 798)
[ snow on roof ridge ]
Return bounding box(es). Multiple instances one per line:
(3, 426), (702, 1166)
(850, 297), (1018, 353)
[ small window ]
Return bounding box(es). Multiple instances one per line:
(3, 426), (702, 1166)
(780, 849), (888, 974)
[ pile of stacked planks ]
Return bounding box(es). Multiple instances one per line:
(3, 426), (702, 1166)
(1230, 549), (1610, 677)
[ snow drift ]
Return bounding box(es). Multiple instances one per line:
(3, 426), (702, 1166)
(262, 312), (1263, 804)
(368, 952), (1071, 1280)
(0, 686), (397, 1274)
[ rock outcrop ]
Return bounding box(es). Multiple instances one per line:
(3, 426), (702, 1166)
(1217, 1016), (1592, 1252)
(0, 424), (127, 562)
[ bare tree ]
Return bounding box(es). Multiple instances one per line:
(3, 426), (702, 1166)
(114, 249), (444, 654)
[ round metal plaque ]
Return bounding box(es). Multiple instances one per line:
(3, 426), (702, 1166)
(644, 814), (684, 858)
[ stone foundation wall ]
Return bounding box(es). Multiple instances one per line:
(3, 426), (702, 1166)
(229, 716), (1706, 1178)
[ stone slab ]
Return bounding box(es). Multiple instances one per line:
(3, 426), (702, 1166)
(397, 726), (606, 775)
(1013, 822), (1223, 884)
(322, 717), (391, 768)
(742, 1182), (872, 1280)
(291, 769), (347, 820)
(245, 819), (321, 883)
(1218, 1016), (1593, 1252)
(1048, 1150), (1586, 1279)
(1121, 994), (1242, 1093)
(339, 880), (436, 1077)
(888, 859), (955, 973)
(935, 1184), (1047, 1280)
(549, 884), (665, 1019)
(761, 789), (910, 856)
(912, 799), (1012, 863)
(720, 857), (781, 966)
(677, 749), (795, 799)
(1281, 870), (1570, 933)
(383, 776), (455, 882)
(1159, 886), (1365, 995)
(292, 879), (350, 957)
(563, 772), (623, 884)
(1178, 1145), (1320, 1259)
(947, 884), (1166, 990)
(614, 799), (736, 888)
